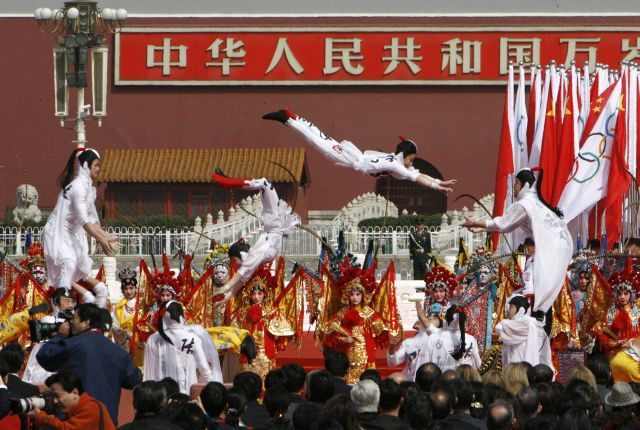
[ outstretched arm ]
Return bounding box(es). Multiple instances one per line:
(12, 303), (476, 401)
(415, 174), (457, 194)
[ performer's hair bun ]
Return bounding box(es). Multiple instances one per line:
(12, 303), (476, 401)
(228, 239), (251, 260)
(508, 295), (530, 313)
(395, 136), (418, 158)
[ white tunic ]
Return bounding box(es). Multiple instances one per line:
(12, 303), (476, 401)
(42, 163), (99, 288)
(287, 116), (421, 182)
(237, 178), (300, 283)
(387, 329), (429, 381)
(485, 186), (573, 313)
(495, 309), (542, 367)
(420, 325), (482, 372)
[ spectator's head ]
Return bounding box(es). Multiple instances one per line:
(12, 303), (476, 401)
(233, 371), (263, 401)
(292, 402), (322, 430)
(416, 362), (442, 392)
(522, 414), (558, 430)
(426, 422), (455, 430)
(225, 387), (247, 428)
(324, 349), (349, 378)
(282, 363), (306, 393)
(165, 401), (208, 430)
(482, 369), (506, 390)
(456, 364), (482, 383)
(532, 364), (554, 384)
(487, 399), (515, 430)
(387, 372), (407, 385)
(515, 386), (540, 421)
(350, 379), (380, 413)
(133, 381), (167, 416)
(321, 393), (360, 430)
(0, 357), (9, 384)
(449, 378), (472, 411)
(531, 383), (557, 416)
(265, 368), (290, 391)
(586, 354), (611, 387)
(360, 369), (382, 386)
(558, 408), (593, 430)
(519, 362), (534, 386)
(45, 370), (84, 413)
(558, 380), (594, 415)
(469, 381), (487, 419)
(264, 385), (290, 418)
(428, 383), (454, 420)
(160, 377), (180, 399)
(404, 391), (432, 430)
(307, 370), (335, 404)
(96, 307), (113, 333)
(503, 363), (529, 395)
(71, 303), (101, 335)
(567, 365), (596, 390)
(0, 343), (24, 373)
(441, 369), (457, 382)
(379, 379), (404, 414)
(200, 381), (227, 418)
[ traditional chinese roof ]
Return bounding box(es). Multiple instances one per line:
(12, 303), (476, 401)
(98, 148), (309, 185)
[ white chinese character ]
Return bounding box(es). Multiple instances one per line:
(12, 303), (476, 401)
(382, 37), (422, 75)
(265, 38), (304, 75)
(206, 38), (247, 76)
(560, 38), (600, 67)
(622, 38), (640, 61)
(146, 38), (188, 76)
(323, 38), (364, 75)
(441, 38), (482, 75)
(499, 38), (541, 74)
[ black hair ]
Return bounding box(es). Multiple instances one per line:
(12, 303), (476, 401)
(558, 408), (593, 430)
(586, 354), (611, 386)
(233, 371), (263, 401)
(164, 401), (208, 430)
(133, 381), (167, 415)
(95, 308), (113, 332)
(429, 383), (455, 420)
(281, 363), (306, 393)
(307, 370), (335, 403)
(445, 306), (467, 361)
(379, 379), (404, 413)
(324, 349), (349, 377)
(240, 335), (258, 364)
(228, 239), (250, 260)
(0, 343), (24, 373)
(263, 385), (290, 418)
(404, 391), (432, 430)
(75, 303), (101, 326)
(487, 399), (515, 430)
(508, 296), (530, 315)
(310, 417), (343, 430)
(160, 377), (180, 399)
(532, 364), (554, 384)
(515, 169), (564, 218)
(200, 381), (227, 418)
(58, 148), (100, 196)
(469, 380), (487, 419)
(0, 358), (9, 379)
(520, 361), (535, 386)
(450, 378), (473, 411)
(516, 386), (540, 417)
(292, 402), (322, 430)
(523, 414), (558, 430)
(225, 387), (247, 428)
(46, 369), (84, 394)
(395, 138), (417, 158)
(265, 368), (290, 391)
(52, 287), (73, 305)
(158, 301), (184, 345)
(531, 382), (558, 416)
(359, 369), (382, 386)
(416, 362), (442, 392)
(321, 393), (360, 430)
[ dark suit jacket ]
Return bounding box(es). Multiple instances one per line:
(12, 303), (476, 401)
(445, 411), (487, 430)
(6, 374), (40, 398)
(333, 377), (352, 395)
(365, 414), (410, 430)
(117, 414), (183, 430)
(357, 412), (379, 428)
(241, 400), (270, 428)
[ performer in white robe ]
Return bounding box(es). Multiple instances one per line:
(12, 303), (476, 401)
(262, 109), (457, 193)
(144, 301), (223, 394)
(42, 148), (121, 289)
(495, 295), (546, 368)
(210, 175), (300, 304)
(462, 168), (572, 315)
(420, 306), (482, 372)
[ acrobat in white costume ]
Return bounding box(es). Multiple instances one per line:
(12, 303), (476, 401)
(211, 175), (301, 304)
(42, 148), (120, 291)
(144, 301), (223, 394)
(262, 109), (456, 193)
(462, 168), (573, 314)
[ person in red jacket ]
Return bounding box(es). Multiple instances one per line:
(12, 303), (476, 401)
(28, 369), (115, 430)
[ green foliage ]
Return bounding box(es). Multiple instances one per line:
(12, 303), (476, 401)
(103, 215), (194, 228)
(358, 213), (445, 228)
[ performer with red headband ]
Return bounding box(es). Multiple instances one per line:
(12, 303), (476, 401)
(462, 168), (572, 319)
(210, 174), (300, 305)
(262, 109), (457, 193)
(42, 148), (121, 291)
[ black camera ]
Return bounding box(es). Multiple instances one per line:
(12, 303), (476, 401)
(29, 309), (74, 343)
(10, 392), (55, 414)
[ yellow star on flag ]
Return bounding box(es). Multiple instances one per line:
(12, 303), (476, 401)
(593, 106), (602, 113)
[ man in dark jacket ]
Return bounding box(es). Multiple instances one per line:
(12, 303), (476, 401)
(233, 372), (269, 428)
(36, 303), (142, 425)
(324, 349), (352, 395)
(118, 381), (181, 430)
(0, 343), (40, 398)
(366, 379), (410, 430)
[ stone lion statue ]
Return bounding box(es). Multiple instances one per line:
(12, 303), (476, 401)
(12, 184), (42, 224)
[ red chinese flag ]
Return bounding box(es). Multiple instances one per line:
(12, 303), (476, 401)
(538, 88), (557, 202)
(552, 68), (577, 206)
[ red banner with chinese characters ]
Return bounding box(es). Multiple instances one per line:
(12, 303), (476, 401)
(115, 27), (640, 85)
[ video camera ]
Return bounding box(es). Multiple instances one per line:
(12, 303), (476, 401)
(28, 309), (74, 343)
(10, 391), (55, 415)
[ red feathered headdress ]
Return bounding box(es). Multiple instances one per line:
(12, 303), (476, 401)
(609, 270), (640, 294)
(149, 254), (181, 298)
(337, 260), (377, 305)
(424, 267), (458, 295)
(19, 241), (46, 271)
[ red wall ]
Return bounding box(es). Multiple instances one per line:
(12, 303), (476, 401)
(1, 16), (637, 220)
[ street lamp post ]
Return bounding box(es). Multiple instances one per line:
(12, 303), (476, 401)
(34, 1), (126, 151)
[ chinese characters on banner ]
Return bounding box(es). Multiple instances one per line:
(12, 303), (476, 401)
(114, 27), (640, 85)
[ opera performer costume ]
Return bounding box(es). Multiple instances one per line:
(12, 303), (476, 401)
(495, 295), (545, 368)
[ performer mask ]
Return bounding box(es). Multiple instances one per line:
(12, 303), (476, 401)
(214, 264), (229, 286)
(31, 265), (47, 284)
(478, 266), (492, 286)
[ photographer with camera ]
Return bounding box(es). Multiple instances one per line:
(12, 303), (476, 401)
(36, 303), (142, 426)
(25, 369), (115, 430)
(0, 357), (12, 420)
